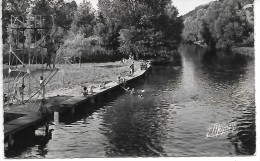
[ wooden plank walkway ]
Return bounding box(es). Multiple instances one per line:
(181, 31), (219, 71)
(4, 112), (44, 137)
(57, 65), (151, 112)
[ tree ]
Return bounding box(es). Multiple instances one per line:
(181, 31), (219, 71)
(2, 0), (32, 43)
(71, 0), (96, 38)
(53, 0), (77, 31)
(98, 0), (181, 56)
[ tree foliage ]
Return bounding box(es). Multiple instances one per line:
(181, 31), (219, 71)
(182, 0), (254, 50)
(97, 0), (182, 57)
(2, 0), (183, 63)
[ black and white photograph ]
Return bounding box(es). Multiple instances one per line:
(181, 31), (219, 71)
(0, 0), (258, 159)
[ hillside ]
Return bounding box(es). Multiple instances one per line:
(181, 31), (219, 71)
(181, 0), (254, 50)
(183, 3), (210, 20)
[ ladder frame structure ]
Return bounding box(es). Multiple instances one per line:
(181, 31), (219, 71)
(6, 14), (59, 106)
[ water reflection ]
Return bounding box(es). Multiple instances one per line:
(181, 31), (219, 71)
(5, 128), (53, 158)
(102, 95), (168, 157)
(180, 44), (255, 156)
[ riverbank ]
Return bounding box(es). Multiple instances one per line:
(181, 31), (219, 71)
(231, 47), (254, 57)
(3, 60), (143, 113)
(183, 42), (254, 58)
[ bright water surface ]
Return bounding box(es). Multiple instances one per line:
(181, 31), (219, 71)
(6, 44), (255, 158)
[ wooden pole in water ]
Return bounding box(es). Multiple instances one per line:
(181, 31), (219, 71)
(61, 69), (65, 88)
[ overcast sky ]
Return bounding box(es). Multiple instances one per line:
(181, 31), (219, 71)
(68, 0), (215, 16)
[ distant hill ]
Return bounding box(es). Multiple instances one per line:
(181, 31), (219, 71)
(182, 3), (210, 20)
(183, 0), (253, 24)
(181, 0), (254, 50)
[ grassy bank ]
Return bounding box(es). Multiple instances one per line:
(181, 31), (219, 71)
(3, 60), (142, 112)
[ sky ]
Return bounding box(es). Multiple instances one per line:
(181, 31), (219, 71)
(68, 0), (215, 16)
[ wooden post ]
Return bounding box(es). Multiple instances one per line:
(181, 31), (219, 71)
(54, 112), (59, 124)
(61, 69), (65, 88)
(71, 107), (75, 114)
(8, 45), (11, 104)
(28, 69), (31, 106)
(45, 123), (49, 137)
(22, 30), (25, 104)
(79, 51), (82, 67)
(90, 97), (95, 104)
(8, 135), (14, 148)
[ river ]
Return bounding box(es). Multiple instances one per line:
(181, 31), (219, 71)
(6, 44), (255, 158)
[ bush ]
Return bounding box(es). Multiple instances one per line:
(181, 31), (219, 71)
(2, 44), (48, 65)
(80, 49), (123, 63)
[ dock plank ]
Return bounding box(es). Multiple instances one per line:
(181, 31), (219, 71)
(6, 114), (42, 126)
(60, 96), (87, 106)
(4, 124), (23, 136)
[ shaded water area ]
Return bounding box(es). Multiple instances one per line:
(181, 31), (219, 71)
(6, 44), (255, 158)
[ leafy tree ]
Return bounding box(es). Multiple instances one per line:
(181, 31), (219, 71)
(71, 0), (96, 37)
(53, 0), (77, 31)
(2, 0), (32, 43)
(98, 0), (181, 56)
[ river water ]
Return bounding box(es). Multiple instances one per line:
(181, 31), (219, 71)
(6, 44), (255, 158)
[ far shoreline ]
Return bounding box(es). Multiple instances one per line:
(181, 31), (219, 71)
(183, 41), (254, 57)
(231, 46), (255, 57)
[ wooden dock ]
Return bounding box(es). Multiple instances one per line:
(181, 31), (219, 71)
(4, 111), (46, 148)
(57, 64), (151, 113)
(4, 64), (152, 148)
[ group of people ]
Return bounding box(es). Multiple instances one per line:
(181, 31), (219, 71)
(79, 56), (150, 98)
(82, 86), (94, 96)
